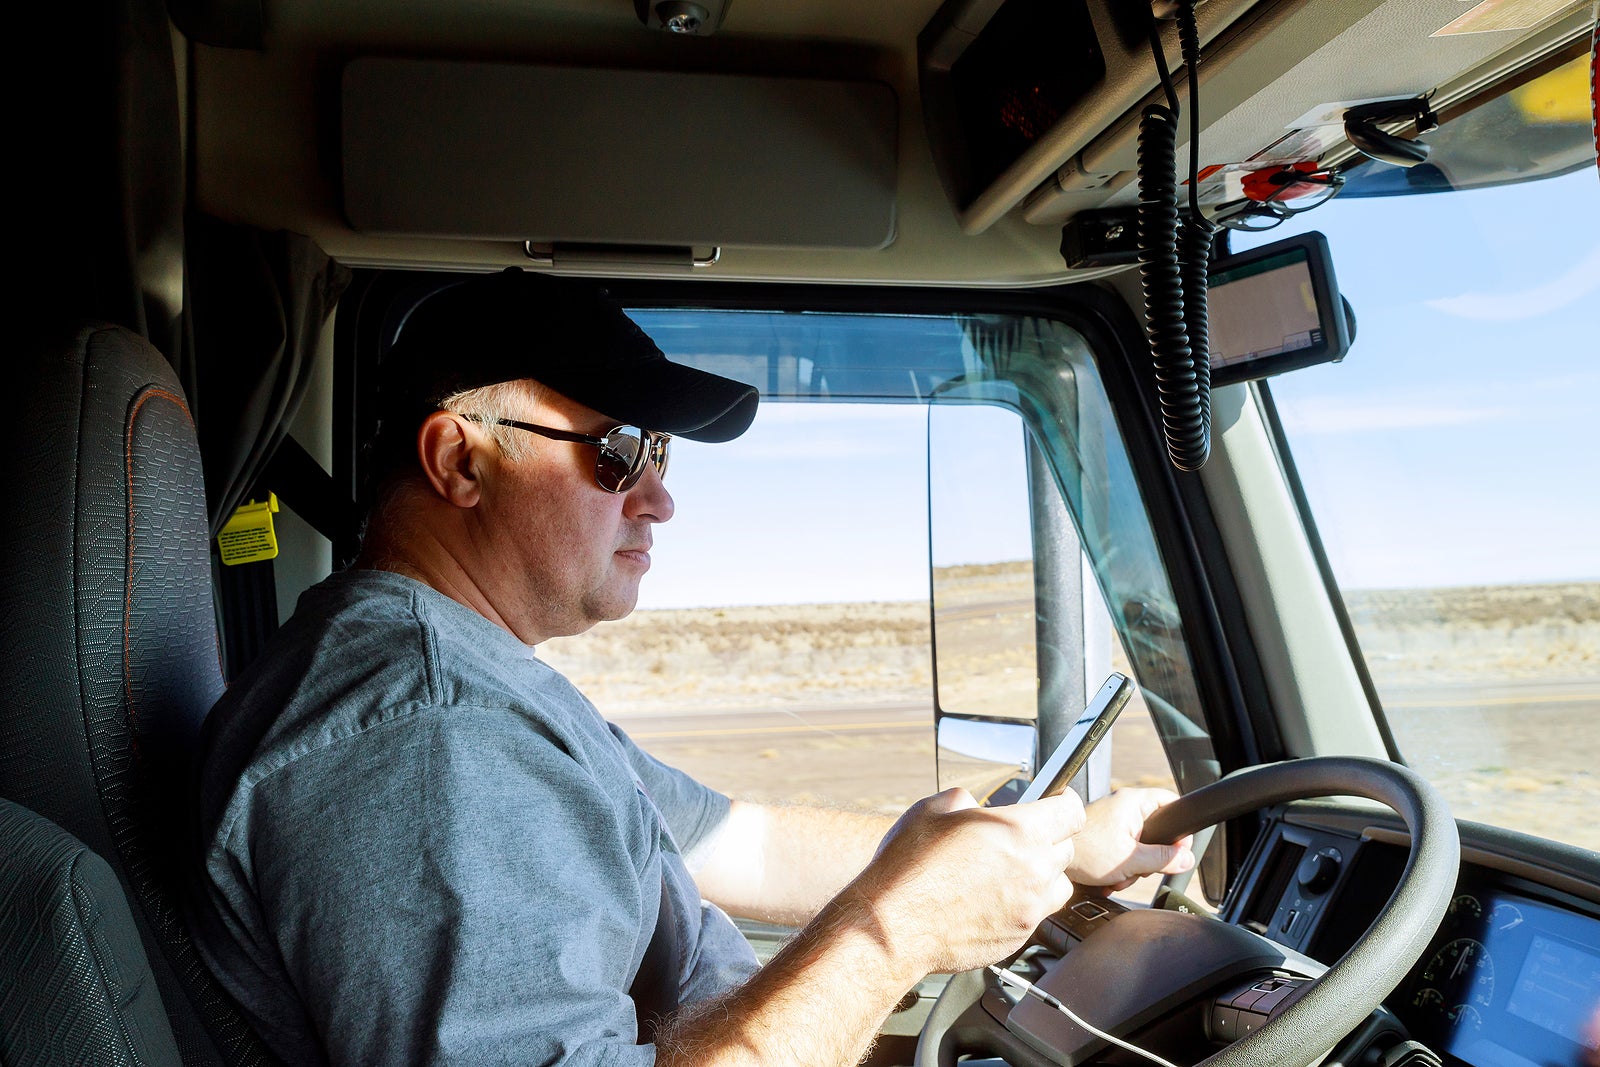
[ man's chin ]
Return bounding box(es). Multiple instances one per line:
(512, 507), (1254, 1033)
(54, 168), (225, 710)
(587, 583), (642, 625)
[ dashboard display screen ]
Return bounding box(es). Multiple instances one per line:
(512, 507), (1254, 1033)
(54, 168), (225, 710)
(1400, 882), (1600, 1067)
(1505, 935), (1600, 1045)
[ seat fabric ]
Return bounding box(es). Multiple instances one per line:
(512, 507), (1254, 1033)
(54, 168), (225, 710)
(0, 324), (273, 1065)
(0, 798), (183, 1067)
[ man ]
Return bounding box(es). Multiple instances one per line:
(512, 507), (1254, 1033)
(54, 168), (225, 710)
(189, 269), (1194, 1066)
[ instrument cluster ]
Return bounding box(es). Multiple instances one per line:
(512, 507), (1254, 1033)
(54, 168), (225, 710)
(1396, 876), (1599, 1066)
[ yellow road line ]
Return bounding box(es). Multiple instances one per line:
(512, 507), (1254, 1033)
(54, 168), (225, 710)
(631, 720), (923, 740)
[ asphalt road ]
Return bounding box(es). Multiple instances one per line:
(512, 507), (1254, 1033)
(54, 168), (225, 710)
(610, 679), (1599, 826)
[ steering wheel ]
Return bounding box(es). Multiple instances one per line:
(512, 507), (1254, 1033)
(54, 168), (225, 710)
(915, 756), (1460, 1067)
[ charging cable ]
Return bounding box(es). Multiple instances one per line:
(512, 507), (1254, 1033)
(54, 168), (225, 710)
(986, 964), (1183, 1067)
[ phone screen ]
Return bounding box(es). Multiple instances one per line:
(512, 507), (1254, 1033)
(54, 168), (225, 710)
(1017, 673), (1133, 804)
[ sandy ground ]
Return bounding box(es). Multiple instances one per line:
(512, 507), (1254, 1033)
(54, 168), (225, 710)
(540, 578), (1600, 850)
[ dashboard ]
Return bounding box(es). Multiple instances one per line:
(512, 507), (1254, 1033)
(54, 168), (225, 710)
(1223, 804), (1600, 1067)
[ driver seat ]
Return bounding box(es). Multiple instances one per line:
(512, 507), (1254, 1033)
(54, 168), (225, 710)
(0, 323), (275, 1064)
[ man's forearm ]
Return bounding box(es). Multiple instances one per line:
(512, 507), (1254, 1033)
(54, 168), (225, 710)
(653, 890), (917, 1067)
(697, 802), (894, 925)
(660, 788), (1092, 1066)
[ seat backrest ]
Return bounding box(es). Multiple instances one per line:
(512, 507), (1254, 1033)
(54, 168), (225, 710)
(0, 325), (273, 1065)
(0, 797), (182, 1067)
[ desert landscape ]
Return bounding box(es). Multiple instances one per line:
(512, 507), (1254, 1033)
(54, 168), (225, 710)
(538, 571), (1599, 851)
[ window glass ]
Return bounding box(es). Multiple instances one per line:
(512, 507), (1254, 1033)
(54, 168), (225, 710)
(538, 308), (1212, 816)
(1236, 168), (1599, 850)
(541, 401), (941, 814)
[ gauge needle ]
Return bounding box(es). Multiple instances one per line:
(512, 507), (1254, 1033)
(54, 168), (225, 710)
(1451, 947), (1473, 980)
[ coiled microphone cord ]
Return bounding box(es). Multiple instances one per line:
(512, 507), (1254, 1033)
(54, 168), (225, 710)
(1137, 0), (1214, 471)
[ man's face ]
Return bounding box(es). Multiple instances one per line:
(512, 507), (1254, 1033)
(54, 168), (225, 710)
(472, 386), (675, 642)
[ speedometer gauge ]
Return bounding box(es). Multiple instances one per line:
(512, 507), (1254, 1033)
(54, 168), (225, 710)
(1422, 938), (1495, 1011)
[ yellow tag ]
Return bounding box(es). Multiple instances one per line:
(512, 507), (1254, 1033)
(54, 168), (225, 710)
(217, 493), (281, 566)
(1508, 56), (1592, 125)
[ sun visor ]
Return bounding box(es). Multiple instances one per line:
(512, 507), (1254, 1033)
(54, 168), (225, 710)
(341, 59), (898, 251)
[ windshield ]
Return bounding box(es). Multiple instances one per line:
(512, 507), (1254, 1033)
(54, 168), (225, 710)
(1235, 166), (1599, 851)
(1338, 52), (1596, 197)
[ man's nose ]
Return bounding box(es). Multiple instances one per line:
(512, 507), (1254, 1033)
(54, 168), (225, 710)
(624, 462), (674, 523)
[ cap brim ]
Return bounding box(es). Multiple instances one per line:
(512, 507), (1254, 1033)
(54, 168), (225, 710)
(545, 359), (760, 443)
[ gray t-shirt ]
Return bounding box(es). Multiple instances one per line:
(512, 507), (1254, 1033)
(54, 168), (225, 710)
(187, 569), (758, 1066)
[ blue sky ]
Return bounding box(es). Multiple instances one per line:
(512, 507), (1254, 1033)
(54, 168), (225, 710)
(636, 168), (1599, 609)
(1241, 168), (1600, 590)
(636, 403), (935, 608)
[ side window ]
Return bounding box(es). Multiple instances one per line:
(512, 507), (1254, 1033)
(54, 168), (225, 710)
(538, 403), (940, 815)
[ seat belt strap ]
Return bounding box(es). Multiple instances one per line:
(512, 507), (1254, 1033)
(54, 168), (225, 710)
(263, 435), (361, 562)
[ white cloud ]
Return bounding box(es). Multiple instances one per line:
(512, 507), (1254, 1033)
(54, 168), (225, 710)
(1425, 245), (1600, 322)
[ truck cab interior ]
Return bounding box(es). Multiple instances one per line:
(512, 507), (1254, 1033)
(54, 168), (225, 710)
(3, 0), (1597, 1066)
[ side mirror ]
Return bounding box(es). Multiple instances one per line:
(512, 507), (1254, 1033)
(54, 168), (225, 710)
(935, 715), (1036, 805)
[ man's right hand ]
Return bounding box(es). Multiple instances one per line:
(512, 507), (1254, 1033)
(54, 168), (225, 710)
(842, 787), (1086, 978)
(656, 787), (1087, 1066)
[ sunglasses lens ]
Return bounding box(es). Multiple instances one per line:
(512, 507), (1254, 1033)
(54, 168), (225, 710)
(654, 437), (670, 482)
(596, 427), (646, 492)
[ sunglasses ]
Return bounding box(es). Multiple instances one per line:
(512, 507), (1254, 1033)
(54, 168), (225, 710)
(460, 415), (671, 494)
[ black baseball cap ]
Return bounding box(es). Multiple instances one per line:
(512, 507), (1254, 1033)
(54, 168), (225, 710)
(375, 269), (759, 454)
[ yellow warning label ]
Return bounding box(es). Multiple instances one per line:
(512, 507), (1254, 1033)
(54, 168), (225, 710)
(217, 494), (281, 566)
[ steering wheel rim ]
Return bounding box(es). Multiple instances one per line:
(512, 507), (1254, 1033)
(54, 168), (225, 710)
(915, 756), (1460, 1067)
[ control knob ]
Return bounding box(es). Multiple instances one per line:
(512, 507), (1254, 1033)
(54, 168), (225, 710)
(1297, 847), (1342, 894)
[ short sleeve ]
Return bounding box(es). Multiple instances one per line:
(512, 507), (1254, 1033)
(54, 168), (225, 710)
(245, 706), (661, 1067)
(606, 723), (731, 869)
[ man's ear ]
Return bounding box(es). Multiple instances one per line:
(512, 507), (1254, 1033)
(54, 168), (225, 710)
(415, 412), (488, 508)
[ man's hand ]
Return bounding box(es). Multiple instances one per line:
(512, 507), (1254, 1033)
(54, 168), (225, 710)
(1065, 787), (1196, 891)
(658, 787), (1089, 1067)
(843, 787), (1086, 978)
(659, 786), (1190, 1067)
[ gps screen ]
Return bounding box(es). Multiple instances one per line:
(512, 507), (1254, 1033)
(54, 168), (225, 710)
(1208, 247), (1325, 370)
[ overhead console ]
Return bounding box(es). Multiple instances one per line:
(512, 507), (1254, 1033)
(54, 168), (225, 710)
(918, 0), (1106, 209)
(916, 0), (1597, 235)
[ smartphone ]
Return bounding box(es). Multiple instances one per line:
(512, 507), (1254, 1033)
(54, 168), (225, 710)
(1016, 673), (1133, 803)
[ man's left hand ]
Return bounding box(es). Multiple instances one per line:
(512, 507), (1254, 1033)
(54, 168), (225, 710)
(1065, 788), (1196, 890)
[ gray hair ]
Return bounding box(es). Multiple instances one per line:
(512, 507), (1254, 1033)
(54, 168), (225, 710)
(439, 378), (546, 462)
(360, 378), (546, 545)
